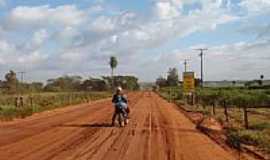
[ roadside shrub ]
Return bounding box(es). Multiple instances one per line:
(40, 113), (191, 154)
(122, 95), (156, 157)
(0, 105), (18, 121)
(227, 129), (270, 153)
(18, 106), (34, 118)
(226, 129), (242, 149)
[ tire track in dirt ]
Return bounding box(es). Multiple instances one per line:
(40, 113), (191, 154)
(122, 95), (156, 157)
(0, 100), (111, 147)
(0, 92), (237, 160)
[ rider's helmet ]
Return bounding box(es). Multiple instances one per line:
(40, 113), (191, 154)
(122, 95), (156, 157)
(116, 86), (122, 94)
(117, 86), (122, 92)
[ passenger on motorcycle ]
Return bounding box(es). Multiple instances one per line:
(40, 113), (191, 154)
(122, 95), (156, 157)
(111, 87), (129, 127)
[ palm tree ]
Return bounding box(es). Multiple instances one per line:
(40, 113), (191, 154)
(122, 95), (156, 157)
(260, 75), (264, 86)
(260, 75), (264, 80)
(109, 56), (118, 91)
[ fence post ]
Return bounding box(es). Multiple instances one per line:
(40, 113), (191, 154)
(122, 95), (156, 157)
(169, 88), (172, 103)
(190, 93), (194, 105)
(212, 102), (216, 115)
(19, 96), (24, 108)
(15, 97), (19, 108)
(223, 101), (229, 122)
(30, 96), (33, 108)
(243, 106), (249, 129)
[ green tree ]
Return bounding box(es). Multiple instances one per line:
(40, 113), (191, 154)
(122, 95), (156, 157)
(156, 76), (167, 87)
(4, 70), (18, 94)
(167, 68), (179, 86)
(109, 56), (118, 90)
(44, 75), (82, 92)
(102, 76), (140, 91)
(81, 77), (108, 91)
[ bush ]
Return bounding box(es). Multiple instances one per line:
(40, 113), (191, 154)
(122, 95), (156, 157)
(227, 129), (270, 153)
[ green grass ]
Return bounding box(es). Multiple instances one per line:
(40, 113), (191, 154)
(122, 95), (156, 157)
(159, 87), (270, 154)
(227, 129), (270, 153)
(0, 92), (111, 121)
(0, 105), (18, 121)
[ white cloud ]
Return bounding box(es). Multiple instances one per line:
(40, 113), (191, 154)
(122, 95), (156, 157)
(0, 40), (14, 53)
(32, 29), (49, 47)
(17, 51), (48, 64)
(0, 39), (48, 70)
(60, 52), (81, 61)
(5, 5), (85, 30)
(89, 12), (136, 33)
(154, 2), (180, 19)
(88, 5), (104, 13)
(240, 0), (270, 14)
(90, 16), (116, 33)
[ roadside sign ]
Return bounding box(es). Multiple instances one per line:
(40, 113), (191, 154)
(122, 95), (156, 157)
(183, 72), (195, 93)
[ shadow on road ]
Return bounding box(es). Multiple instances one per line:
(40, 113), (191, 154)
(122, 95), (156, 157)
(58, 123), (113, 128)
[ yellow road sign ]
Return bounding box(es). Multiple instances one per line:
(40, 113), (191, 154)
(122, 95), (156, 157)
(183, 72), (195, 93)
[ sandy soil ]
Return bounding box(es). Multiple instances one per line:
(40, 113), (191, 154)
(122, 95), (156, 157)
(0, 92), (237, 160)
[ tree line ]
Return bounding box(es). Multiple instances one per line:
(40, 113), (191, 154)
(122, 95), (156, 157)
(0, 70), (140, 94)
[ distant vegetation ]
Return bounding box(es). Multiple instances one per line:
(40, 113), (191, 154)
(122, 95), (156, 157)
(0, 70), (140, 94)
(0, 56), (140, 121)
(155, 67), (201, 88)
(156, 68), (180, 87)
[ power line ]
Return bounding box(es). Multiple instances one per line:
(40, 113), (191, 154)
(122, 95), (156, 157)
(17, 71), (26, 83)
(194, 48), (208, 87)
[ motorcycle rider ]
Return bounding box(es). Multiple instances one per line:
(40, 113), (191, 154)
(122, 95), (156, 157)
(111, 87), (129, 127)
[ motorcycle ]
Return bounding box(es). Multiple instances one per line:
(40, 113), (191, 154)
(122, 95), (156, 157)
(113, 107), (129, 127)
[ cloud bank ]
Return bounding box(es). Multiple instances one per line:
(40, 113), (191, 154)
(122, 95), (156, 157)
(0, 0), (270, 82)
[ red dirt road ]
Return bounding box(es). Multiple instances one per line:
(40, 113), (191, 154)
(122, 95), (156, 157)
(0, 92), (236, 160)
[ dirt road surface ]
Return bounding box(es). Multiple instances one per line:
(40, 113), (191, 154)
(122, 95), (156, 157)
(0, 92), (236, 160)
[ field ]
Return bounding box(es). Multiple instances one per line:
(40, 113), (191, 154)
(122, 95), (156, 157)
(0, 92), (111, 121)
(159, 87), (270, 156)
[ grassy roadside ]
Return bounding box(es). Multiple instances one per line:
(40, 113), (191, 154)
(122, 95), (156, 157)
(158, 87), (270, 155)
(0, 92), (111, 121)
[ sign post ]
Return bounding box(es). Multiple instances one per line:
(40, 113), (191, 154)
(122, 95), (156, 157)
(183, 72), (195, 93)
(183, 72), (195, 105)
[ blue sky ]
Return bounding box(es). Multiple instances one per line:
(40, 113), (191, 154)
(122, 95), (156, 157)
(0, 0), (270, 82)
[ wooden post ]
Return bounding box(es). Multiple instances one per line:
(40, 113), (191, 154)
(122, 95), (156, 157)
(223, 101), (229, 122)
(191, 93), (195, 105)
(194, 93), (196, 105)
(169, 88), (172, 103)
(30, 97), (33, 108)
(15, 97), (19, 108)
(19, 96), (24, 108)
(212, 102), (216, 115)
(243, 106), (249, 129)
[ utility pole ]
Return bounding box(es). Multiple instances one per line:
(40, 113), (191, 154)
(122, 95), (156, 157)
(184, 59), (188, 72)
(15, 71), (26, 107)
(17, 71), (26, 83)
(194, 48), (208, 87)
